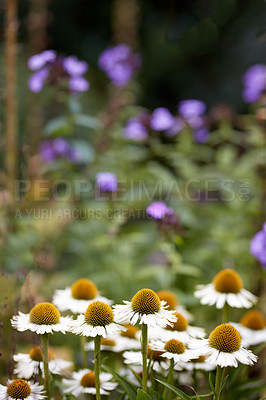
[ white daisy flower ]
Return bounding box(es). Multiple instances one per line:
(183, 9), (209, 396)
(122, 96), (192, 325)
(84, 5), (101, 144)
(179, 355), (216, 371)
(188, 323), (258, 368)
(53, 278), (112, 314)
(149, 339), (194, 364)
(0, 379), (45, 400)
(70, 300), (126, 338)
(11, 303), (72, 335)
(194, 269), (257, 309)
(157, 290), (194, 322)
(113, 288), (177, 328)
(230, 309), (266, 347)
(13, 346), (72, 379)
(149, 312), (205, 344)
(63, 369), (117, 396)
(123, 348), (171, 373)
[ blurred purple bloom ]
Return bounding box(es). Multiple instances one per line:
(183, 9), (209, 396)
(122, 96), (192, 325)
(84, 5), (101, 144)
(150, 108), (176, 131)
(123, 117), (148, 141)
(28, 68), (49, 93)
(194, 128), (210, 143)
(146, 201), (173, 220)
(242, 64), (266, 103)
(63, 56), (88, 76)
(28, 50), (89, 94)
(96, 172), (118, 192)
(69, 76), (90, 92)
(67, 148), (81, 163)
(250, 222), (266, 268)
(39, 141), (56, 162)
(53, 138), (70, 156)
(28, 50), (56, 71)
(165, 117), (184, 137)
(178, 100), (206, 118)
(98, 44), (141, 86)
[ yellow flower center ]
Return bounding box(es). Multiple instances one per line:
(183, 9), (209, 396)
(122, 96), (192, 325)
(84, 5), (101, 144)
(29, 302), (60, 325)
(147, 346), (165, 362)
(29, 346), (55, 361)
(213, 269), (243, 293)
(131, 289), (161, 315)
(80, 372), (96, 387)
(101, 338), (116, 346)
(209, 323), (241, 353)
(166, 312), (188, 332)
(191, 355), (206, 363)
(240, 310), (265, 330)
(7, 380), (31, 399)
(84, 301), (113, 326)
(120, 324), (139, 339)
(71, 279), (98, 300)
(157, 290), (178, 310)
(164, 339), (185, 354)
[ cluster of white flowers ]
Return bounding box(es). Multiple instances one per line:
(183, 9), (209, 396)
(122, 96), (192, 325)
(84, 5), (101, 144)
(4, 271), (264, 400)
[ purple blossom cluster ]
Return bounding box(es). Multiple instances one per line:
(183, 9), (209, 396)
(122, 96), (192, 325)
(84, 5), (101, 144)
(96, 172), (118, 192)
(146, 201), (182, 237)
(123, 99), (209, 143)
(28, 50), (89, 94)
(146, 201), (174, 220)
(250, 222), (266, 268)
(40, 138), (80, 163)
(242, 65), (266, 104)
(98, 44), (141, 86)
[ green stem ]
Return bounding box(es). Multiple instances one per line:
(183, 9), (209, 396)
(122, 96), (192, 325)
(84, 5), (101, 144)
(141, 324), (148, 392)
(94, 335), (101, 400)
(80, 336), (87, 368)
(214, 366), (224, 400)
(222, 303), (229, 323)
(163, 358), (174, 400)
(41, 333), (50, 400)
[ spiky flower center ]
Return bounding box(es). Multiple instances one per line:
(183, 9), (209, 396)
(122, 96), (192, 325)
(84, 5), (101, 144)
(80, 372), (96, 387)
(120, 324), (139, 339)
(157, 290), (178, 310)
(209, 323), (241, 353)
(29, 346), (55, 361)
(166, 312), (188, 332)
(240, 310), (265, 330)
(29, 302), (60, 325)
(164, 339), (185, 354)
(71, 279), (98, 300)
(101, 338), (116, 346)
(147, 346), (165, 361)
(84, 301), (113, 326)
(191, 355), (206, 363)
(213, 269), (243, 293)
(131, 289), (161, 315)
(7, 380), (31, 399)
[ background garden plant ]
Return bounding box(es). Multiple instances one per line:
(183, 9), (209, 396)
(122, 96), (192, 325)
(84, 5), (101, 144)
(1, 1), (266, 400)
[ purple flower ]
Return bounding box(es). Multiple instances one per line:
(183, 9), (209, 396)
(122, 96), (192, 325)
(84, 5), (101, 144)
(96, 172), (118, 192)
(39, 140), (56, 162)
(150, 108), (176, 131)
(123, 117), (148, 141)
(194, 128), (210, 143)
(98, 44), (141, 86)
(164, 117), (184, 137)
(28, 50), (89, 94)
(146, 201), (173, 220)
(67, 148), (81, 164)
(250, 222), (266, 268)
(242, 64), (266, 103)
(63, 56), (88, 76)
(178, 100), (206, 118)
(53, 138), (70, 156)
(28, 50), (56, 71)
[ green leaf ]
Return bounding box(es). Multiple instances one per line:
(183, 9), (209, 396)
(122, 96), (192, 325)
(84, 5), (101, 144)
(102, 365), (137, 400)
(43, 116), (73, 136)
(147, 389), (164, 400)
(136, 389), (152, 400)
(208, 372), (215, 392)
(70, 140), (94, 163)
(74, 114), (102, 129)
(155, 379), (191, 400)
(219, 374), (229, 395)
